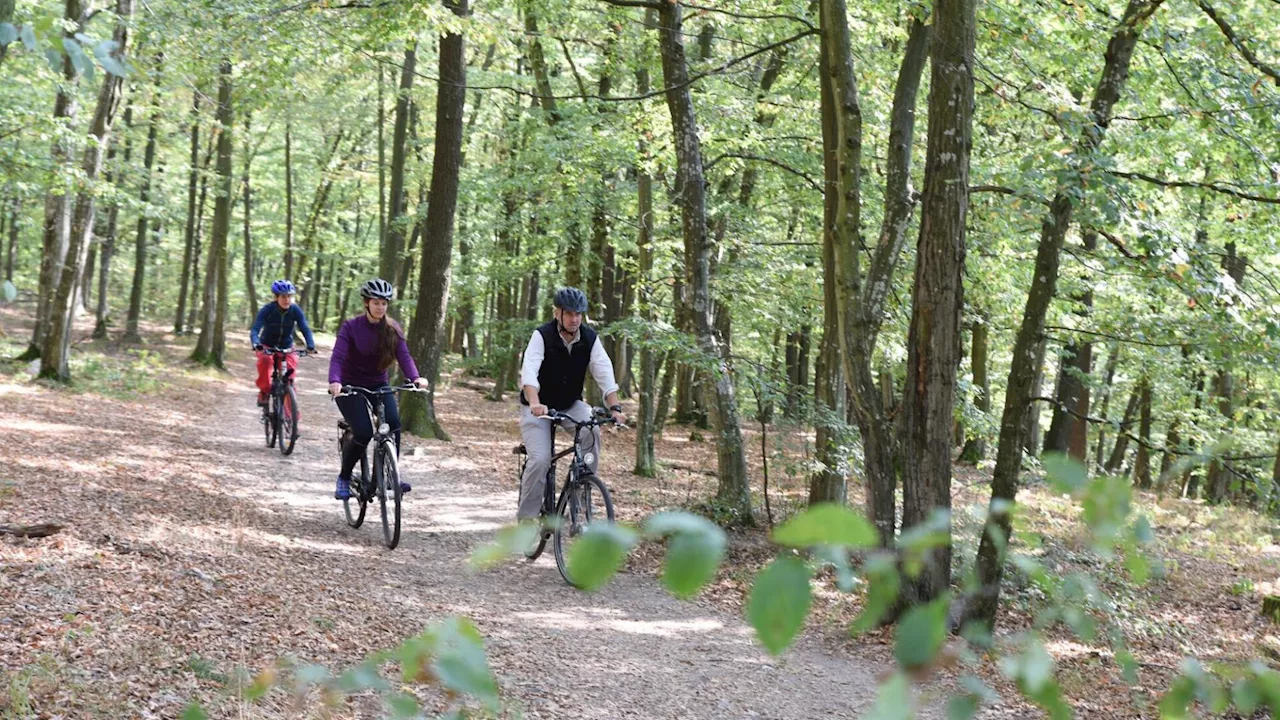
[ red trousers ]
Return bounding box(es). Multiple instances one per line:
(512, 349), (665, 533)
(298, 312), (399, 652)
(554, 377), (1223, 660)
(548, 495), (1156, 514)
(256, 350), (298, 395)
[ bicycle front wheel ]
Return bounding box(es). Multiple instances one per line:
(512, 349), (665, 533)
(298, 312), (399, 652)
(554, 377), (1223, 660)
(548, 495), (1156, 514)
(262, 403), (274, 448)
(553, 473), (615, 588)
(375, 442), (402, 549)
(343, 440), (369, 529)
(278, 385), (300, 456)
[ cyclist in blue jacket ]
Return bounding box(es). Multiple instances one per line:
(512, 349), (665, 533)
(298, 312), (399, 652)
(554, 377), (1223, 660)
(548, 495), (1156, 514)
(250, 279), (317, 406)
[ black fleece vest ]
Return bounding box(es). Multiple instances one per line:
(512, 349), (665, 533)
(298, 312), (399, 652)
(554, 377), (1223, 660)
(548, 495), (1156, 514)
(521, 321), (597, 411)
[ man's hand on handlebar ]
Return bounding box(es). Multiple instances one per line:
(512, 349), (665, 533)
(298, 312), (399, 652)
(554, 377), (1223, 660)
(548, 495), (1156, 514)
(530, 403), (549, 417)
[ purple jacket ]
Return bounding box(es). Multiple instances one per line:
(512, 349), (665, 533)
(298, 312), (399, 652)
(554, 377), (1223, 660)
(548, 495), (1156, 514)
(328, 315), (420, 387)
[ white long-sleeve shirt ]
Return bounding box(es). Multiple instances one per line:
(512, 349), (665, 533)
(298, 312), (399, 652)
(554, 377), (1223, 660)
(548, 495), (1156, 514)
(520, 327), (620, 403)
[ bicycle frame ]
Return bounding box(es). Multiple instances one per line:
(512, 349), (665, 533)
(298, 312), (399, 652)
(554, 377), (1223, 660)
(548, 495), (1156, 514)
(537, 412), (610, 513)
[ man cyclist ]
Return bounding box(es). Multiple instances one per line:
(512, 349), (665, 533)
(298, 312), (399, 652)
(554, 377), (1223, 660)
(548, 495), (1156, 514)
(518, 287), (626, 522)
(250, 279), (317, 407)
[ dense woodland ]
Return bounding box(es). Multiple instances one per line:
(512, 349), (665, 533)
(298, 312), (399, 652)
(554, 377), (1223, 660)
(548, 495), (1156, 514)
(4, 0), (1280, 708)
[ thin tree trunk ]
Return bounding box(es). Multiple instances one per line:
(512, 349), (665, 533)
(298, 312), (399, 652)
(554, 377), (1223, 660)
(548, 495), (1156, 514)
(40, 2), (133, 379)
(1023, 339), (1047, 456)
(654, 350), (677, 439)
(961, 312), (990, 463)
(124, 86), (162, 344)
(1157, 420), (1180, 496)
(93, 143), (124, 339)
(175, 93), (201, 334)
(283, 119), (295, 279)
(967, 0), (1165, 628)
(1133, 376), (1154, 488)
(402, 0), (467, 441)
(5, 196), (17, 282)
(378, 41), (417, 282)
(633, 25), (660, 479)
(1105, 387), (1141, 473)
(241, 112), (257, 315)
(657, 0), (751, 524)
(1092, 343), (1121, 469)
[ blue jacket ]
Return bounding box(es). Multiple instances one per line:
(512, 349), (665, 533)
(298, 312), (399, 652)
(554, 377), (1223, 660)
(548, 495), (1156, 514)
(250, 302), (316, 350)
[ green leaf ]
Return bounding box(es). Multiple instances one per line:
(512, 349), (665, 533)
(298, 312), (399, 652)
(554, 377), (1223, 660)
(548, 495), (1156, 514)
(565, 522), (638, 592)
(644, 510), (722, 539)
(0, 23), (17, 46)
(295, 663), (330, 686)
(387, 693), (420, 718)
(772, 503), (878, 549)
(747, 555), (811, 655)
(662, 530), (724, 599)
(20, 23), (36, 51)
(469, 522), (540, 571)
(1043, 452), (1087, 494)
(865, 672), (913, 720)
(63, 37), (93, 81)
(93, 39), (129, 77)
(44, 47), (62, 73)
(946, 695), (979, 720)
(181, 704), (208, 720)
(431, 618), (499, 709)
(851, 554), (901, 635)
(894, 595), (949, 670)
(2, 280), (16, 302)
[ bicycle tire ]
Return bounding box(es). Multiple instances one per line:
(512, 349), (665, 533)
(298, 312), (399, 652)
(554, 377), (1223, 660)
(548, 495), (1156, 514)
(262, 404), (273, 447)
(278, 384), (300, 456)
(375, 442), (402, 549)
(343, 439), (369, 529)
(553, 473), (615, 588)
(267, 392), (280, 448)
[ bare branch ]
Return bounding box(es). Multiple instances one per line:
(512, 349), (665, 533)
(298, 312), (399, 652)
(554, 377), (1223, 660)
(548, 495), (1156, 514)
(970, 184), (1051, 205)
(1089, 227), (1146, 260)
(1109, 169), (1280, 204)
(1194, 0), (1280, 84)
(682, 2), (816, 31)
(704, 152), (821, 192)
(598, 0), (661, 9)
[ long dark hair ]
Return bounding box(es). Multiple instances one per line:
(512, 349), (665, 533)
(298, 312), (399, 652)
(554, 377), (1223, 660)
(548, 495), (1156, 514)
(364, 301), (403, 371)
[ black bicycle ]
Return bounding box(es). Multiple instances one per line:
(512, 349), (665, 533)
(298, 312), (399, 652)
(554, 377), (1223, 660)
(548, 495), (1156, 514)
(516, 407), (619, 587)
(334, 383), (425, 550)
(260, 346), (310, 456)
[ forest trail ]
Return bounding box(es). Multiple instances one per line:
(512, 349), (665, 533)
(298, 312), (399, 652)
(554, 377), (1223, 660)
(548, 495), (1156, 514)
(0, 319), (953, 719)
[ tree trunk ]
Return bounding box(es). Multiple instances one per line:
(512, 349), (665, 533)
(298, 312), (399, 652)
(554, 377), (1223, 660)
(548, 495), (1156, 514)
(1157, 420), (1180, 495)
(240, 112), (257, 316)
(284, 119), (295, 279)
(657, 1), (752, 524)
(4, 196), (17, 282)
(378, 41), (417, 283)
(0, 0), (13, 69)
(633, 33), (659, 479)
(654, 350), (677, 439)
(93, 144), (123, 339)
(967, 0), (1165, 629)
(1133, 376), (1154, 488)
(175, 92), (201, 334)
(961, 312), (990, 463)
(1044, 232), (1097, 460)
(192, 59), (234, 368)
(26, 0), (82, 361)
(1105, 386), (1141, 473)
(1092, 343), (1121, 469)
(124, 88), (162, 344)
(402, 0), (467, 441)
(39, 2), (133, 380)
(1022, 339), (1047, 456)
(1206, 242), (1247, 504)
(899, 0), (974, 604)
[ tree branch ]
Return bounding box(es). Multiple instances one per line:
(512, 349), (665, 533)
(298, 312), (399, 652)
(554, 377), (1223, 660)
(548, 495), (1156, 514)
(1089, 227), (1146, 260)
(1109, 170), (1280, 204)
(681, 2), (816, 31)
(1194, 0), (1280, 84)
(970, 184), (1051, 206)
(704, 152), (821, 192)
(598, 0), (661, 9)
(1042, 326), (1187, 348)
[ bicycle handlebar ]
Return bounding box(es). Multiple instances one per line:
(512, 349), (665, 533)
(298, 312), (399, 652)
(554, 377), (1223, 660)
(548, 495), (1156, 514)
(260, 345), (315, 357)
(538, 407), (628, 430)
(332, 383), (428, 400)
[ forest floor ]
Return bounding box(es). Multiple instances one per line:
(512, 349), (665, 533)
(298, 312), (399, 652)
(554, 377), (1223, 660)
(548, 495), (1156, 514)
(1, 300), (1278, 719)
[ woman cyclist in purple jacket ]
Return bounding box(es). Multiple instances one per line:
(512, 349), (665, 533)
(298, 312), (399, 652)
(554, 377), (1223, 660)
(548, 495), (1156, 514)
(327, 278), (429, 500)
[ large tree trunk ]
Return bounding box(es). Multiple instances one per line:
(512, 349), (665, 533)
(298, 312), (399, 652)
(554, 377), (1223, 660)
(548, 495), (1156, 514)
(402, 0), (467, 441)
(378, 41), (416, 284)
(123, 84), (162, 344)
(26, 0), (82, 361)
(657, 1), (751, 524)
(192, 59), (234, 368)
(240, 112), (257, 316)
(899, 0), (974, 605)
(39, 2), (133, 380)
(967, 0), (1165, 629)
(1044, 232), (1097, 460)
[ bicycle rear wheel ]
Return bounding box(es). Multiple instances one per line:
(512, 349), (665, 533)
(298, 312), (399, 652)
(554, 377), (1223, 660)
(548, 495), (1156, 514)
(261, 404), (274, 447)
(375, 442), (402, 549)
(278, 384), (300, 456)
(342, 434), (369, 529)
(553, 473), (615, 588)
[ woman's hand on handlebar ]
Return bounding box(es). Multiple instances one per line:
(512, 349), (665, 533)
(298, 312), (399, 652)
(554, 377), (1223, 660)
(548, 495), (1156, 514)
(329, 382), (343, 396)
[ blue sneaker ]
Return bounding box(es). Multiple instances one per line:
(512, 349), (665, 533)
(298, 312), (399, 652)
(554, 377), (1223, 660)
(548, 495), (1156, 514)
(334, 475), (351, 500)
(399, 482), (412, 495)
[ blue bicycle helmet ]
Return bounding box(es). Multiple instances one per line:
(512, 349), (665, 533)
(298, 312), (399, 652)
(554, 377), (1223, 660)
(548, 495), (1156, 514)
(271, 279), (296, 296)
(553, 287), (588, 313)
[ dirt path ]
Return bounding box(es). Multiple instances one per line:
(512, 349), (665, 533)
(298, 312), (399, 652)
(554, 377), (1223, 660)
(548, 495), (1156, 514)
(1, 328), (946, 718)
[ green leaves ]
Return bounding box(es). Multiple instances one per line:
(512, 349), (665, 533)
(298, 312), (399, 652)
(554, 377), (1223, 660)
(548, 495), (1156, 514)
(747, 555), (812, 655)
(2, 280), (16, 303)
(565, 522), (638, 592)
(468, 522), (541, 571)
(644, 512), (726, 598)
(0, 23), (16, 46)
(62, 37), (93, 82)
(93, 39), (129, 78)
(772, 502), (879, 549)
(20, 23), (35, 51)
(894, 595), (949, 670)
(180, 704), (208, 720)
(428, 618), (499, 710)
